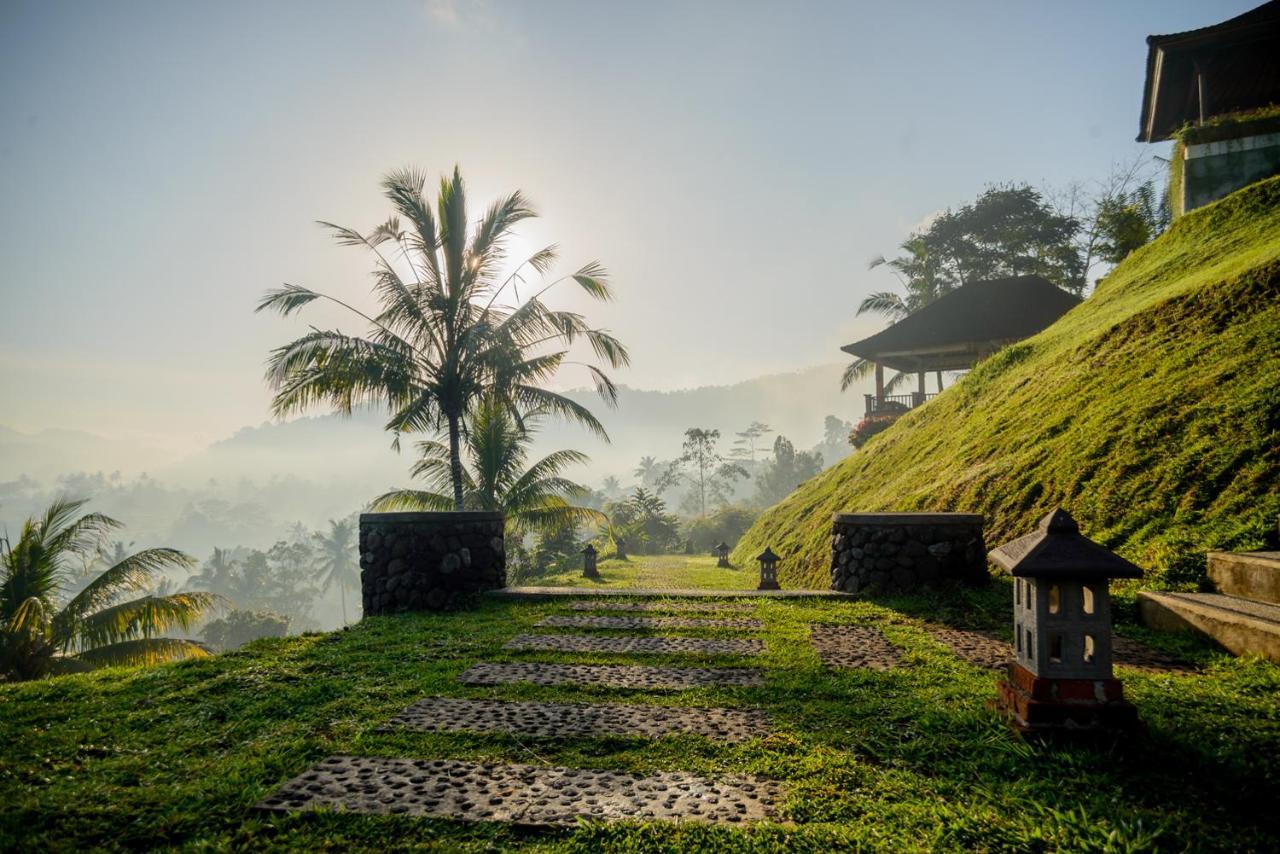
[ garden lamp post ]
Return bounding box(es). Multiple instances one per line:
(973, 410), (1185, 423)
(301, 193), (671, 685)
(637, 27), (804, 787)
(582, 543), (599, 579)
(715, 542), (731, 568)
(989, 507), (1142, 736)
(756, 547), (781, 591)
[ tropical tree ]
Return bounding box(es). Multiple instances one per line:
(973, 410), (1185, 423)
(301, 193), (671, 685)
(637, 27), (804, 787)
(0, 498), (219, 681)
(604, 488), (681, 555)
(370, 395), (602, 535)
(258, 165), (629, 510)
(730, 421), (773, 464)
(314, 518), (359, 625)
(667, 428), (748, 517)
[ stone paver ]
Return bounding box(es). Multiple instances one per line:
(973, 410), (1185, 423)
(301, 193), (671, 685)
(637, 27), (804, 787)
(383, 697), (772, 742)
(258, 756), (782, 826)
(925, 625), (1196, 674)
(537, 615), (763, 631)
(458, 662), (766, 689)
(568, 601), (756, 613)
(504, 634), (764, 656)
(809, 625), (903, 670)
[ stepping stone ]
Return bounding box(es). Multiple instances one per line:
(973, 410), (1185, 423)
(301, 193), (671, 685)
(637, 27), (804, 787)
(925, 625), (1197, 674)
(458, 662), (766, 689)
(505, 634), (764, 656)
(809, 625), (902, 670)
(568, 601), (756, 613)
(383, 697), (772, 742)
(538, 615), (763, 631)
(258, 756), (782, 826)
(923, 626), (1010, 671)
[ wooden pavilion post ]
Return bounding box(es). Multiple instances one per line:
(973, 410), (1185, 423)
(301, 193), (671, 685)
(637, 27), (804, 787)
(874, 362), (885, 407)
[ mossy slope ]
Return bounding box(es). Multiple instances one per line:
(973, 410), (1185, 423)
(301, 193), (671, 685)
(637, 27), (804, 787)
(736, 177), (1280, 588)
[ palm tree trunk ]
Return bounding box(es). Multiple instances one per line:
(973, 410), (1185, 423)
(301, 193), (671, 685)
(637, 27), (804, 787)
(447, 413), (465, 511)
(339, 580), (348, 625)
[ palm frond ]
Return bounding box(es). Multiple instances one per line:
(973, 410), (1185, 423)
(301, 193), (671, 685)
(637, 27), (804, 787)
(571, 261), (612, 300)
(58, 548), (195, 641)
(841, 358), (874, 391)
(856, 291), (908, 319)
(513, 385), (609, 441)
(73, 638), (211, 668)
(75, 592), (221, 649)
(368, 489), (455, 512)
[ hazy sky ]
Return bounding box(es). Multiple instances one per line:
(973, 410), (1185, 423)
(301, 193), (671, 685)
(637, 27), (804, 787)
(0, 0), (1250, 451)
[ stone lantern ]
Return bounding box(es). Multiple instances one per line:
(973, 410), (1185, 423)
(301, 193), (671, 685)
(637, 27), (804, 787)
(614, 536), (627, 561)
(989, 507), (1143, 736)
(715, 542), (731, 568)
(582, 544), (599, 579)
(756, 547), (781, 591)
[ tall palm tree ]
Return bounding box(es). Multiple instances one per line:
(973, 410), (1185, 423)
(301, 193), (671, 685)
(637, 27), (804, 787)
(314, 518), (359, 625)
(843, 238), (947, 393)
(0, 498), (220, 681)
(370, 395), (602, 535)
(258, 166), (629, 510)
(187, 547), (238, 596)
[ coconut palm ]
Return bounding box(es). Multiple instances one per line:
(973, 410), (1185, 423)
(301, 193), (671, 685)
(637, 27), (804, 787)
(258, 166), (629, 510)
(370, 396), (602, 535)
(314, 518), (359, 625)
(843, 238), (947, 393)
(0, 498), (220, 681)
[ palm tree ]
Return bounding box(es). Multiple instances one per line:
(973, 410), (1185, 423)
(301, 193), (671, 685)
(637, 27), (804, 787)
(843, 238), (948, 394)
(314, 518), (359, 625)
(187, 547), (238, 596)
(370, 395), (603, 535)
(0, 498), (220, 681)
(258, 166), (629, 510)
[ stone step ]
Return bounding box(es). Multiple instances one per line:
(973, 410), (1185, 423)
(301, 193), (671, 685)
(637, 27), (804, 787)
(458, 662), (766, 689)
(1138, 591), (1280, 663)
(258, 756), (782, 826)
(383, 697), (772, 742)
(1207, 551), (1280, 605)
(568, 601), (756, 613)
(504, 634), (765, 656)
(537, 615), (763, 631)
(809, 624), (903, 670)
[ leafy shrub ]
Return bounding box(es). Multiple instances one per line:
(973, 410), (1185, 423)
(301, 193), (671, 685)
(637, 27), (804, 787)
(201, 610), (290, 651)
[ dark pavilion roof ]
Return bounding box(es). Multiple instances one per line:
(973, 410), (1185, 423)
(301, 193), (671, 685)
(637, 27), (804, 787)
(841, 276), (1080, 373)
(989, 508), (1144, 581)
(1137, 1), (1280, 142)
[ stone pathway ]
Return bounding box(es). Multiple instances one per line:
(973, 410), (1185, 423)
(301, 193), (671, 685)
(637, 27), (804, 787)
(568, 601), (756, 613)
(258, 756), (782, 826)
(538, 615), (763, 631)
(383, 697), (772, 742)
(924, 625), (1197, 674)
(809, 624), (903, 670)
(505, 634), (764, 656)
(458, 662), (767, 689)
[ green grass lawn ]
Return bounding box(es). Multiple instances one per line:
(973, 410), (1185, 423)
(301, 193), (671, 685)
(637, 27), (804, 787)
(2, 583), (1276, 851)
(527, 553), (755, 590)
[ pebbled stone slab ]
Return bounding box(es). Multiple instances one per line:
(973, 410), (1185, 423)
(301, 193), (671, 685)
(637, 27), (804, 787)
(258, 756), (782, 826)
(458, 662), (766, 689)
(538, 615), (763, 631)
(925, 625), (1196, 674)
(505, 633), (764, 656)
(383, 697), (772, 742)
(924, 625), (1010, 671)
(568, 601), (756, 613)
(809, 624), (903, 670)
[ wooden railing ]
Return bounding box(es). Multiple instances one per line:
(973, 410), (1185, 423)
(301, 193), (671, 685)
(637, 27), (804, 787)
(864, 392), (938, 416)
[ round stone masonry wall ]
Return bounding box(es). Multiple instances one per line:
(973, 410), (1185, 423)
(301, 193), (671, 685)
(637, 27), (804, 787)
(360, 511), (506, 614)
(831, 512), (987, 595)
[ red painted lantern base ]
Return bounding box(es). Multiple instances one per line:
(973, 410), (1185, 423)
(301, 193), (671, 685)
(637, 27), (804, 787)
(996, 661), (1138, 736)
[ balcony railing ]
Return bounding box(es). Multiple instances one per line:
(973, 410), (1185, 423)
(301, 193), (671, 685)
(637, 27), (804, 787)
(863, 392), (938, 417)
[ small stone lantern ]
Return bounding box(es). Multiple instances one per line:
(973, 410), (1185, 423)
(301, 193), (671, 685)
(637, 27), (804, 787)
(715, 542), (731, 568)
(989, 507), (1143, 736)
(614, 536), (627, 561)
(756, 547), (781, 591)
(582, 544), (599, 579)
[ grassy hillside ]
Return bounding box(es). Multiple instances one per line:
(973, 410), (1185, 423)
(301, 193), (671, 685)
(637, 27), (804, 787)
(735, 177), (1280, 589)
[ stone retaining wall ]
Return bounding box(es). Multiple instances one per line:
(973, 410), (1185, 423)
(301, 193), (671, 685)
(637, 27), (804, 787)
(830, 512), (986, 594)
(360, 511), (505, 614)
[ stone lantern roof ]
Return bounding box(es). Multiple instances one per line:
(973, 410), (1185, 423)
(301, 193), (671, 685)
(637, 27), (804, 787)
(715, 542), (730, 553)
(756, 547), (779, 564)
(988, 508), (1144, 581)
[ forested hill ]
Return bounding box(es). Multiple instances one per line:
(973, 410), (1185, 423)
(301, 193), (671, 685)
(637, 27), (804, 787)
(735, 176), (1280, 589)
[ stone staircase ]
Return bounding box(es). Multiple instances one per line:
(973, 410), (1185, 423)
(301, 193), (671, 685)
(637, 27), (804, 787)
(1137, 551), (1280, 663)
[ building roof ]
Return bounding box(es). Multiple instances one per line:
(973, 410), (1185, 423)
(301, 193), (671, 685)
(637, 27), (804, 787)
(1137, 1), (1280, 142)
(989, 508), (1144, 581)
(841, 276), (1080, 373)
